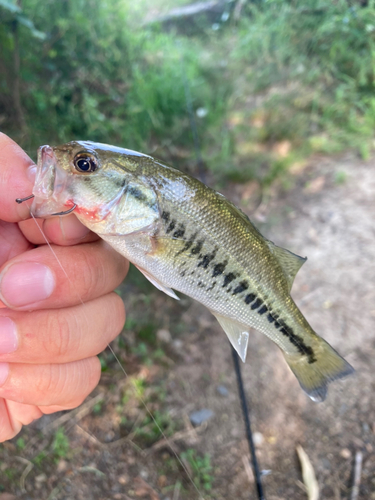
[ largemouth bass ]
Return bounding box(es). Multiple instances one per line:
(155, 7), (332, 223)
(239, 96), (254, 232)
(28, 141), (354, 402)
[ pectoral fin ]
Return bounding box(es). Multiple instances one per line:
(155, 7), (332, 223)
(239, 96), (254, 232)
(266, 240), (307, 292)
(135, 266), (180, 300)
(212, 313), (250, 362)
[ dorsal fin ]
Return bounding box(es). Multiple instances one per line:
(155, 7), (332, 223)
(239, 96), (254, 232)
(212, 313), (250, 362)
(221, 195), (306, 292)
(266, 240), (307, 292)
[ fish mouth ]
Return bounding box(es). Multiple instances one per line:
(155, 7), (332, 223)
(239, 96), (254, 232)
(30, 145), (73, 218)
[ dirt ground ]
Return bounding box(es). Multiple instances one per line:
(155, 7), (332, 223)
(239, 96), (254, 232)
(0, 153), (374, 500)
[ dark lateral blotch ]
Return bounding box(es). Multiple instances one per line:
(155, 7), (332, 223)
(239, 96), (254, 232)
(251, 298), (263, 310)
(223, 272), (236, 288)
(161, 211), (170, 223)
(245, 293), (256, 305)
(198, 252), (216, 269)
(191, 240), (204, 255)
(173, 224), (186, 239)
(279, 326), (316, 364)
(267, 313), (275, 323)
(258, 305), (268, 315)
(212, 261), (227, 278)
(232, 280), (249, 295)
(166, 220), (176, 234)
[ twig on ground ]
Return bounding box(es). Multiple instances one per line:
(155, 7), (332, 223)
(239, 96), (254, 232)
(24, 393), (106, 454)
(296, 445), (319, 500)
(74, 424), (104, 447)
(350, 450), (363, 500)
(148, 421), (202, 453)
(242, 454), (255, 484)
(16, 456), (34, 493)
(173, 480), (181, 500)
(44, 393), (105, 432)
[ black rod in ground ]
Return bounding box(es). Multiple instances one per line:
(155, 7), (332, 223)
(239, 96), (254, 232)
(231, 346), (265, 500)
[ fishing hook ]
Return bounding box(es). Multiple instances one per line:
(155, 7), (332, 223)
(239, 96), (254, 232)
(51, 205), (77, 216)
(15, 194), (34, 203)
(16, 195), (76, 216)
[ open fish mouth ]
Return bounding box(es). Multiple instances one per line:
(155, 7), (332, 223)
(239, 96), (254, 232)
(30, 145), (74, 218)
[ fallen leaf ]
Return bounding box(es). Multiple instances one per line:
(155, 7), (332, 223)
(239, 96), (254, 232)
(134, 476), (160, 500)
(296, 445), (319, 500)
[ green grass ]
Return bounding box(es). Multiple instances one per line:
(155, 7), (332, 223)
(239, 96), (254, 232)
(3, 0), (375, 185)
(180, 449), (214, 493)
(51, 428), (70, 461)
(212, 0), (375, 181)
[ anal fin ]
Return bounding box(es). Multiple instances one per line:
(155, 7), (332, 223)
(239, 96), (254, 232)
(135, 266), (180, 300)
(212, 313), (250, 362)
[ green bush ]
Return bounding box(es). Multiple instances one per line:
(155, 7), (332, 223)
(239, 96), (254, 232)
(1, 0), (375, 182)
(0, 0), (224, 160)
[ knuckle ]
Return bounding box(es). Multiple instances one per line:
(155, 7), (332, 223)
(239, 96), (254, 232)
(42, 311), (72, 359)
(75, 249), (98, 297)
(71, 358), (101, 407)
(35, 364), (56, 396)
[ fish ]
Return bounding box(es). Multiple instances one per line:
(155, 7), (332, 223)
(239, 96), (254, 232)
(27, 141), (354, 402)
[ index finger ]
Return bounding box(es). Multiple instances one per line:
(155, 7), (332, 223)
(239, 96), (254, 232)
(0, 133), (36, 222)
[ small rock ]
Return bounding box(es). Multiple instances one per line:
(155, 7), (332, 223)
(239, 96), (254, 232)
(158, 475), (167, 488)
(35, 473), (47, 483)
(157, 329), (171, 343)
(118, 475), (129, 485)
(172, 339), (183, 351)
(321, 458), (331, 470)
(362, 422), (370, 433)
(252, 432), (264, 447)
(217, 385), (229, 397)
(340, 448), (351, 459)
(140, 469), (149, 479)
(189, 409), (214, 426)
(57, 459), (68, 472)
(104, 431), (115, 442)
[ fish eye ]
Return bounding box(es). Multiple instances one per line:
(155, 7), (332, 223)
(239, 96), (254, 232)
(73, 153), (98, 173)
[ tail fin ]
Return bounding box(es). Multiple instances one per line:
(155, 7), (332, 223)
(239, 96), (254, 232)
(284, 339), (354, 402)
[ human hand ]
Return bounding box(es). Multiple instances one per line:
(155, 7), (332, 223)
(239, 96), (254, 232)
(0, 133), (128, 441)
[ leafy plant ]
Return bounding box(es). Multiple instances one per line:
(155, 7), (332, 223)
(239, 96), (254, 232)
(51, 427), (70, 460)
(180, 448), (214, 492)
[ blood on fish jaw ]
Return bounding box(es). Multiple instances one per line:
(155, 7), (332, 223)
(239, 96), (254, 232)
(74, 204), (101, 221)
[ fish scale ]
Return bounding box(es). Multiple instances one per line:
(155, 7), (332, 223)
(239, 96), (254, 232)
(30, 141), (354, 402)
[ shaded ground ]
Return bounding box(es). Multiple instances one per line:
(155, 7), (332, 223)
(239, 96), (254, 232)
(0, 153), (374, 499)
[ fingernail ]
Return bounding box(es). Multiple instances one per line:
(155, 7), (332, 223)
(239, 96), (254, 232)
(59, 215), (90, 242)
(0, 262), (55, 307)
(0, 363), (9, 386)
(0, 317), (18, 354)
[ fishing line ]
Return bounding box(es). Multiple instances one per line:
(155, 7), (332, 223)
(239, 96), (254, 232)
(179, 46), (266, 499)
(27, 209), (206, 500)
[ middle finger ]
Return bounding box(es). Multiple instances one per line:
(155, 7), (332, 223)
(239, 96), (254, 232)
(0, 240), (129, 310)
